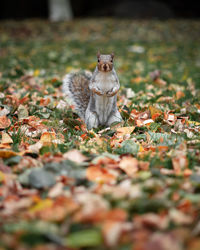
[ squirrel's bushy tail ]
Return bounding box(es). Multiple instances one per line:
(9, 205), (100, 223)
(62, 71), (92, 120)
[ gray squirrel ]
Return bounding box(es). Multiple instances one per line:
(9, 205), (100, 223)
(62, 52), (122, 129)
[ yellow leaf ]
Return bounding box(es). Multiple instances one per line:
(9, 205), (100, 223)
(88, 62), (97, 70)
(34, 69), (40, 77)
(66, 66), (76, 73)
(0, 171), (5, 183)
(29, 199), (53, 213)
(115, 126), (135, 137)
(188, 121), (200, 126)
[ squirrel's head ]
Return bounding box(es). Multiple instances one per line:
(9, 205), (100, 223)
(97, 52), (114, 72)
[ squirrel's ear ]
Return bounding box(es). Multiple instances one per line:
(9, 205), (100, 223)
(97, 51), (101, 59)
(111, 52), (114, 59)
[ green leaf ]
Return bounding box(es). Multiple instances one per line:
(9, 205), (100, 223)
(148, 131), (183, 146)
(4, 155), (22, 166)
(65, 229), (102, 248)
(115, 140), (139, 155)
(3, 221), (59, 235)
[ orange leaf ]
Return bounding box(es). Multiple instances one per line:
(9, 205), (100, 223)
(0, 116), (11, 129)
(176, 91), (185, 100)
(157, 145), (169, 152)
(172, 155), (188, 175)
(104, 208), (127, 222)
(119, 156), (138, 177)
(131, 76), (144, 84)
(40, 132), (56, 146)
(0, 150), (19, 158)
(149, 106), (162, 117)
(40, 98), (51, 106)
(86, 166), (117, 184)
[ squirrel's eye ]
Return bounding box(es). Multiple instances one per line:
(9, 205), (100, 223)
(98, 59), (100, 63)
(110, 60), (113, 63)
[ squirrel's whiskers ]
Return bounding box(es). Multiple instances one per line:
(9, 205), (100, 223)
(97, 54), (114, 72)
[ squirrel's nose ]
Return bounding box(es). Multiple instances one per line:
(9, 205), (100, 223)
(103, 64), (107, 70)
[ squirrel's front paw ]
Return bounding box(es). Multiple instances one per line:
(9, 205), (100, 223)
(92, 87), (103, 96)
(106, 89), (117, 97)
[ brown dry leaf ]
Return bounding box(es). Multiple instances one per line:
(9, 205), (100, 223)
(0, 116), (11, 129)
(131, 76), (144, 84)
(115, 126), (135, 138)
(145, 233), (182, 250)
(93, 157), (119, 169)
(149, 105), (162, 120)
(2, 197), (33, 215)
(157, 96), (173, 103)
(81, 136), (108, 154)
(33, 196), (79, 222)
(187, 239), (200, 250)
(73, 192), (109, 222)
(169, 209), (192, 225)
(119, 156), (138, 177)
(104, 208), (127, 222)
(102, 221), (122, 247)
(176, 91), (185, 100)
(0, 143), (12, 149)
(172, 155), (188, 175)
(1, 132), (13, 144)
(48, 182), (64, 198)
(134, 213), (169, 230)
(139, 161), (150, 171)
(0, 150), (19, 158)
(40, 97), (51, 106)
(154, 78), (167, 86)
(86, 166), (117, 184)
(63, 149), (88, 163)
(28, 141), (43, 153)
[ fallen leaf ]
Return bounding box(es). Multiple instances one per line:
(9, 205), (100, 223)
(176, 91), (185, 99)
(119, 156), (138, 177)
(40, 131), (57, 146)
(102, 221), (122, 247)
(0, 116), (11, 129)
(1, 132), (13, 144)
(18, 104), (29, 120)
(63, 149), (88, 163)
(86, 166), (117, 184)
(0, 150), (19, 158)
(115, 126), (135, 138)
(172, 155), (188, 174)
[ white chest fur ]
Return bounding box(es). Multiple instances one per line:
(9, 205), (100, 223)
(95, 71), (116, 92)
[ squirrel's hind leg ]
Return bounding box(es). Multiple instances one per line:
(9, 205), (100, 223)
(107, 110), (122, 126)
(85, 110), (99, 130)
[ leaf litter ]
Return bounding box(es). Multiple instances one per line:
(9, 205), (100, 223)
(0, 19), (200, 249)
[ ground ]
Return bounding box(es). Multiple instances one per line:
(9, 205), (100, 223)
(0, 19), (200, 250)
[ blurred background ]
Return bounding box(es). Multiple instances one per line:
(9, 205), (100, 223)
(0, 0), (200, 21)
(0, 0), (200, 91)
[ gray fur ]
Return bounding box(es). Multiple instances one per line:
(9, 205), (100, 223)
(62, 62), (122, 130)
